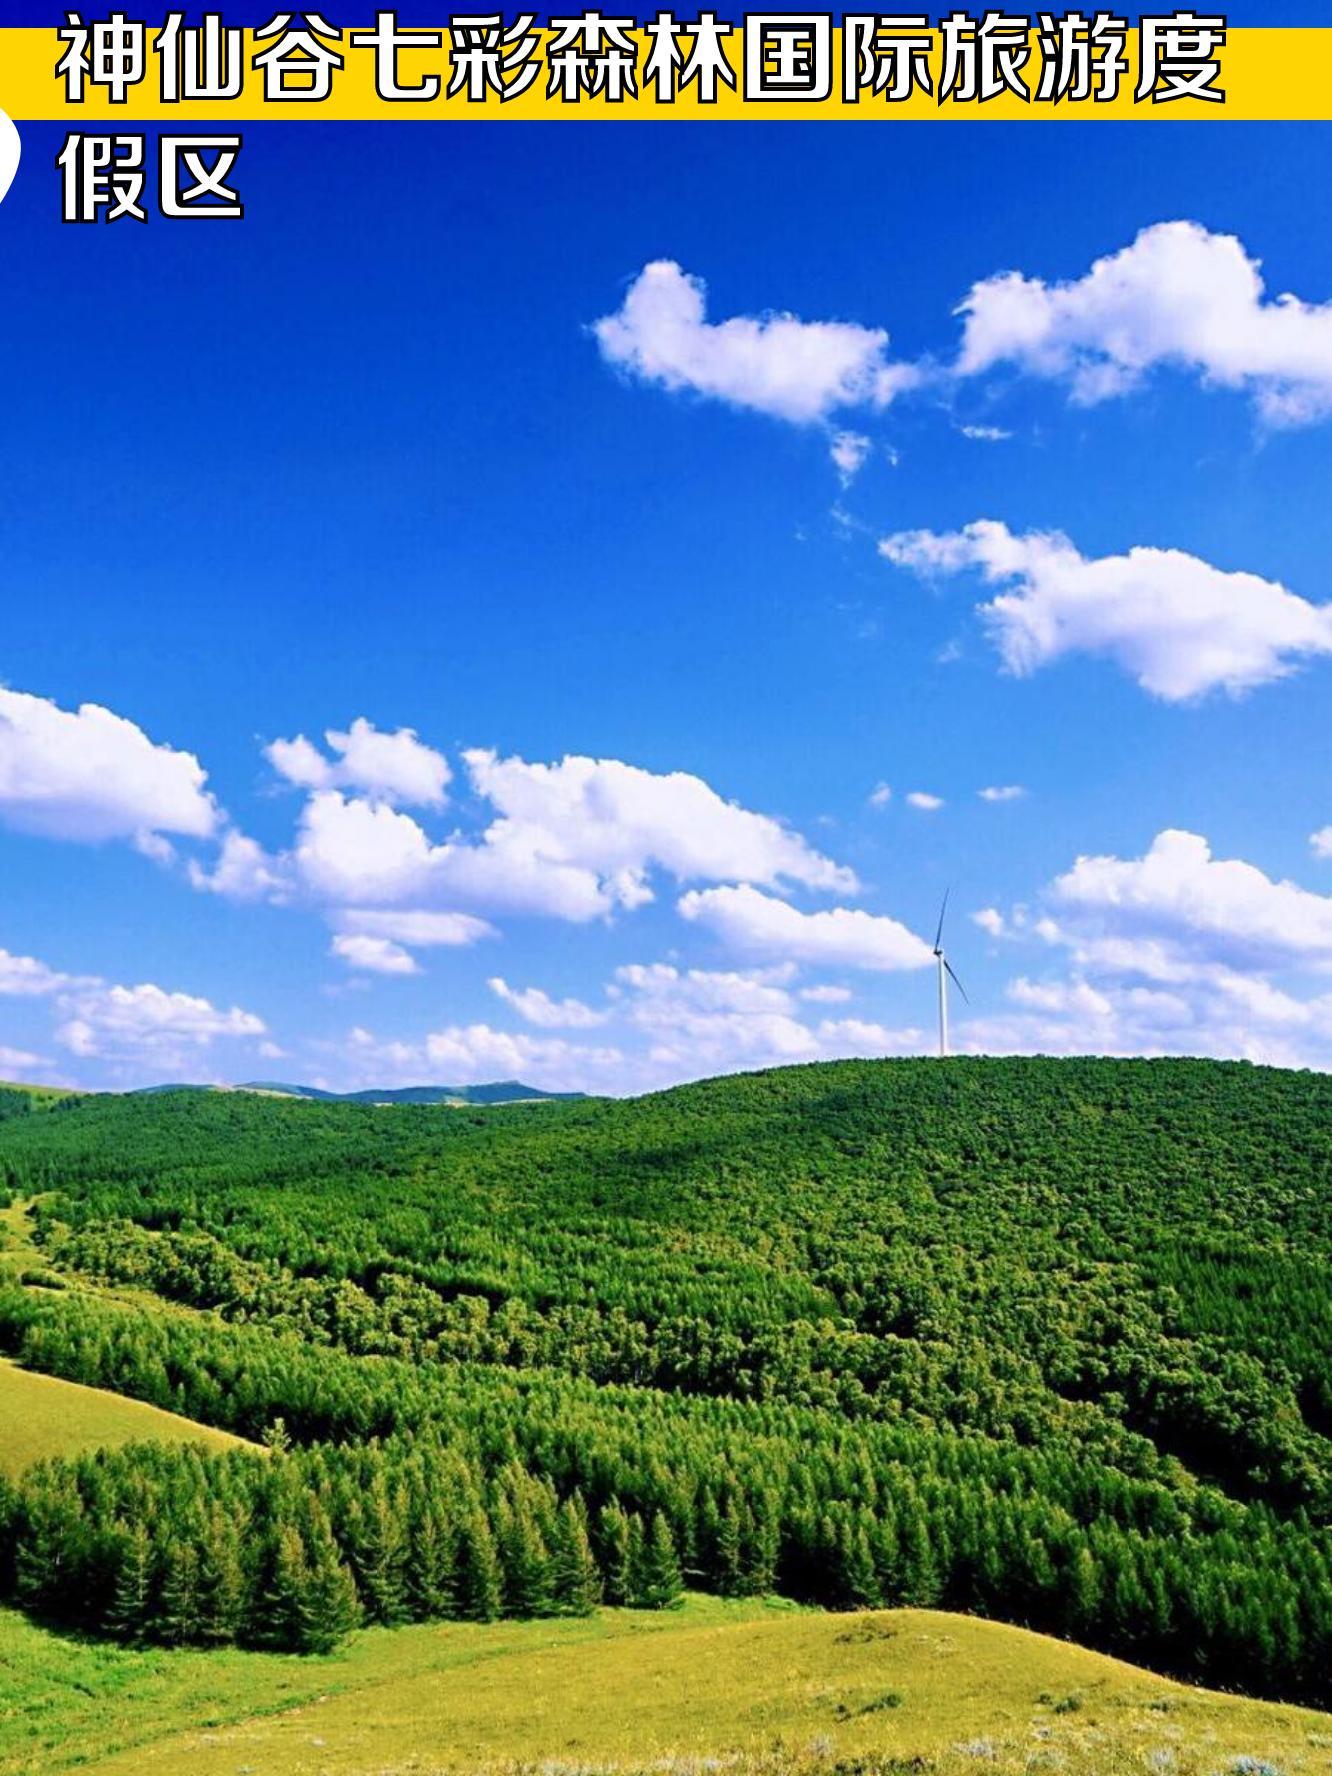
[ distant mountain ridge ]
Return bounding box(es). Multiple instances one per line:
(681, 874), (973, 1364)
(239, 1080), (583, 1105)
(122, 1080), (581, 1105)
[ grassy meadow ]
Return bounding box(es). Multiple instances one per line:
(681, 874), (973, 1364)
(4, 1595), (1331, 1776)
(0, 1358), (256, 1478)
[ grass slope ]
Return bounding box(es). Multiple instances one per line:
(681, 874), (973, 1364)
(0, 1360), (258, 1478)
(3, 1597), (1329, 1776)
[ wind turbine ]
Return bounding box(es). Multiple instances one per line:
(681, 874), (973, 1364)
(933, 890), (968, 1058)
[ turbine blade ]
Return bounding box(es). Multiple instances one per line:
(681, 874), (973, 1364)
(944, 958), (969, 1004)
(934, 888), (951, 953)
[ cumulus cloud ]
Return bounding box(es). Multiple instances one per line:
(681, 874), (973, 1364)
(956, 220), (1332, 426)
(455, 748), (855, 909)
(979, 784), (1026, 803)
(1312, 827), (1332, 860)
(57, 982), (265, 1061)
(678, 883), (933, 972)
(0, 688), (218, 848)
(266, 717), (450, 808)
(906, 791), (944, 811)
(880, 519), (1332, 701)
(489, 977), (608, 1029)
(958, 423), (1012, 442)
(1048, 828), (1332, 972)
(288, 752), (854, 929)
(188, 830), (291, 902)
(331, 933), (419, 976)
(0, 948), (79, 997)
(609, 962), (918, 1080)
(868, 782), (892, 809)
(962, 830), (1332, 1068)
(593, 260), (917, 425)
(800, 983), (852, 1004)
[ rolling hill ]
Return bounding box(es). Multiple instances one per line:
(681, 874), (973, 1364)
(4, 1594), (1328, 1776)
(0, 1056), (1328, 1712)
(0, 1357), (259, 1478)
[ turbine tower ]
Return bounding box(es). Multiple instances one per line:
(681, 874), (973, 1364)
(933, 890), (968, 1058)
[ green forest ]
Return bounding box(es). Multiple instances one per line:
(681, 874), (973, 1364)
(0, 1058), (1329, 1702)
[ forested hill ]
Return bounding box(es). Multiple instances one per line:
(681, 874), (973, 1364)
(1, 1057), (1330, 1700)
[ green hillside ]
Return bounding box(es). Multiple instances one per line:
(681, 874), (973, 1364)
(0, 1358), (258, 1477)
(4, 1595), (1329, 1776)
(0, 1057), (1328, 1705)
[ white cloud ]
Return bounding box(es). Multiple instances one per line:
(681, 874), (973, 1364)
(593, 260), (917, 425)
(609, 962), (918, 1079)
(0, 1045), (44, 1076)
(461, 748), (856, 900)
(331, 933), (419, 976)
(868, 782), (892, 809)
(830, 429), (872, 483)
(679, 883), (933, 973)
(0, 948), (78, 997)
(56, 982), (265, 1060)
(958, 424), (1012, 442)
(972, 907), (1007, 938)
(956, 220), (1332, 426)
(906, 791), (944, 811)
(424, 1025), (621, 1091)
(337, 908), (496, 948)
(799, 983), (852, 1004)
(189, 830), (291, 902)
(288, 752), (853, 929)
(0, 688), (218, 847)
(294, 792), (439, 905)
(1048, 828), (1332, 972)
(979, 784), (1027, 803)
(1312, 827), (1332, 860)
(489, 977), (608, 1029)
(266, 717), (450, 808)
(880, 519), (1332, 701)
(961, 830), (1332, 1069)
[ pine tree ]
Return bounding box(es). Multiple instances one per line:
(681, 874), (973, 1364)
(633, 1512), (683, 1610)
(500, 1497), (553, 1617)
(159, 1539), (202, 1645)
(105, 1522), (154, 1643)
(251, 1522), (310, 1651)
(551, 1497), (601, 1616)
(196, 1506), (246, 1645)
(407, 1504), (458, 1622)
(457, 1509), (503, 1622)
(713, 1499), (745, 1596)
(348, 1478), (408, 1626)
(300, 1505), (361, 1654)
(596, 1503), (633, 1607)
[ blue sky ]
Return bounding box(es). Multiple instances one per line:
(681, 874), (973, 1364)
(3, 116), (1332, 1091)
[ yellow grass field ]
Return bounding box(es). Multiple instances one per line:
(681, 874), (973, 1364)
(3, 1595), (1329, 1776)
(0, 1359), (258, 1478)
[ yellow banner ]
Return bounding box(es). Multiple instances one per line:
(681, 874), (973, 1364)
(2, 22), (1330, 122)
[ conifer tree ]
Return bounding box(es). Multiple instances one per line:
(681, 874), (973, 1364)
(596, 1502), (633, 1608)
(634, 1512), (683, 1610)
(300, 1505), (361, 1653)
(551, 1497), (601, 1616)
(457, 1509), (503, 1622)
(105, 1522), (154, 1643)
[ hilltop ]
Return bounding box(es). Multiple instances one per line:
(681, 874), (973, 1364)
(0, 1056), (1328, 1707)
